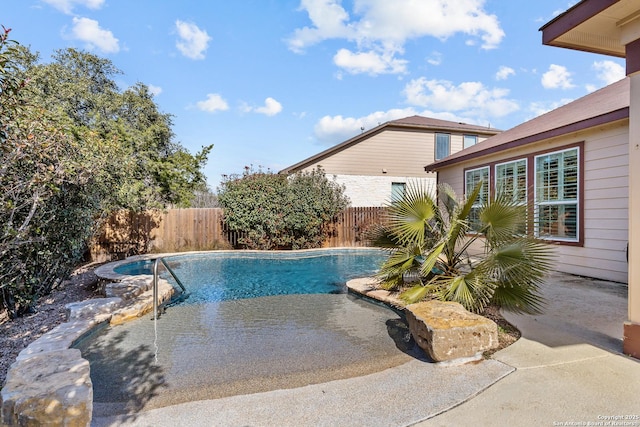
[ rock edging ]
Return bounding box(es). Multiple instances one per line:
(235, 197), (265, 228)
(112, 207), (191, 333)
(347, 277), (499, 364)
(0, 274), (174, 427)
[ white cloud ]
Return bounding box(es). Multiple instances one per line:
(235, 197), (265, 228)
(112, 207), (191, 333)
(196, 94), (229, 113)
(592, 60), (625, 85)
(427, 51), (442, 66)
(255, 97), (283, 116)
(287, 0), (354, 54)
(403, 77), (519, 119)
(290, 0), (504, 51)
(495, 65), (515, 80)
(541, 64), (575, 89)
(333, 48), (407, 75)
(175, 20), (211, 60)
(43, 0), (104, 14)
(148, 84), (162, 97)
(288, 0), (504, 75)
(313, 108), (478, 145)
(70, 17), (119, 53)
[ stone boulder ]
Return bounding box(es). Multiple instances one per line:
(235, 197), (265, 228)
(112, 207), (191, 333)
(1, 349), (92, 427)
(405, 300), (498, 363)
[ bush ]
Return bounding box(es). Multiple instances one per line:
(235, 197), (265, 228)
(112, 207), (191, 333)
(218, 167), (349, 249)
(0, 28), (212, 317)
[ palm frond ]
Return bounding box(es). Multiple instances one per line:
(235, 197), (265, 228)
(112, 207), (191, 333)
(418, 241), (446, 277)
(491, 283), (545, 314)
(376, 244), (423, 290)
(399, 284), (431, 304)
(436, 273), (495, 313)
(480, 192), (527, 246)
(437, 182), (458, 219)
(367, 223), (401, 248)
(486, 238), (555, 288)
(446, 181), (481, 249)
(386, 182), (437, 246)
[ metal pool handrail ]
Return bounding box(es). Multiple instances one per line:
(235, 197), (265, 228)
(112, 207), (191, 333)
(153, 257), (189, 319)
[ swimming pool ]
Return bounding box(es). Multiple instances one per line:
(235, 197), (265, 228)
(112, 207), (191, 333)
(79, 249), (416, 415)
(114, 249), (388, 304)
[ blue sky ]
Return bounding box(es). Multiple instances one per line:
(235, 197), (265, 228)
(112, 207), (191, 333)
(4, 0), (626, 190)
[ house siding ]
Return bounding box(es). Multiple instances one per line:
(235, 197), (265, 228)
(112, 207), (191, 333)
(331, 174), (436, 207)
(298, 129), (430, 176)
(298, 129), (490, 178)
(437, 121), (629, 283)
(282, 115), (499, 210)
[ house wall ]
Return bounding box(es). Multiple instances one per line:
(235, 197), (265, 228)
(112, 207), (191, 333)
(300, 129), (492, 177)
(299, 128), (490, 206)
(332, 174), (436, 207)
(437, 120), (629, 283)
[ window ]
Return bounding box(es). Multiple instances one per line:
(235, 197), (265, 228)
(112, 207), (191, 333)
(463, 134), (478, 149)
(535, 148), (578, 240)
(465, 166), (489, 231)
(391, 182), (406, 201)
(435, 133), (450, 160)
(495, 159), (527, 203)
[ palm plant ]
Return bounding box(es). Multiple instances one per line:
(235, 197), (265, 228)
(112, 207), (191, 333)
(372, 181), (554, 314)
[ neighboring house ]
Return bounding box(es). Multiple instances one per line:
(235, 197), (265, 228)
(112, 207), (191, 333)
(426, 78), (630, 284)
(280, 115), (500, 207)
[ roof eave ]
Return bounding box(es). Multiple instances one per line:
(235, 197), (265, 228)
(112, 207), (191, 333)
(540, 0), (625, 57)
(424, 107), (629, 172)
(280, 121), (500, 174)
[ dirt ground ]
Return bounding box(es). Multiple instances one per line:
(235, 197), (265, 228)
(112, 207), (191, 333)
(0, 265), (103, 389)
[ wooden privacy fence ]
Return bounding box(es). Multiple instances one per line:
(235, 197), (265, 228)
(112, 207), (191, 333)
(90, 207), (386, 261)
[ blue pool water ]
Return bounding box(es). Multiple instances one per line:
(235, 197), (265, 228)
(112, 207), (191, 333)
(114, 249), (387, 304)
(81, 249), (415, 414)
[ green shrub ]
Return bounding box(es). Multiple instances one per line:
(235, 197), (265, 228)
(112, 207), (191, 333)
(218, 167), (349, 249)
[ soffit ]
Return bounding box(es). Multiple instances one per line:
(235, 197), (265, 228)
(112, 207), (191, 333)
(541, 0), (640, 57)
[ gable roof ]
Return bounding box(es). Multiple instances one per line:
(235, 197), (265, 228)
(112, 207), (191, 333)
(280, 115), (500, 174)
(425, 78), (630, 171)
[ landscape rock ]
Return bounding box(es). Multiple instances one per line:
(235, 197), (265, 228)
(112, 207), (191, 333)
(1, 349), (92, 427)
(104, 276), (153, 300)
(66, 297), (122, 321)
(109, 279), (174, 326)
(1, 269), (170, 425)
(405, 300), (498, 363)
(15, 320), (97, 362)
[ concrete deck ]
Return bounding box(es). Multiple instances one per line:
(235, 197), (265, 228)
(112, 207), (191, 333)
(92, 272), (640, 427)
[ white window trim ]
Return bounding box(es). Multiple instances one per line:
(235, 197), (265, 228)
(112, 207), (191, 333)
(465, 166), (490, 200)
(533, 147), (580, 242)
(465, 166), (490, 232)
(494, 158), (527, 205)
